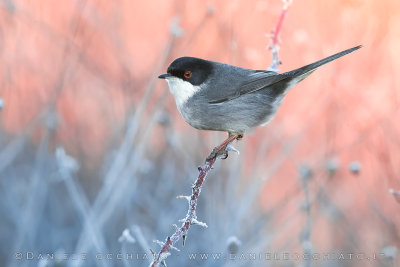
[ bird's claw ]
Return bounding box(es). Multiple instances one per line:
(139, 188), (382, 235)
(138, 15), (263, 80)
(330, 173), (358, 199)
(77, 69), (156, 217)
(205, 134), (243, 162)
(221, 151), (229, 159)
(206, 148), (226, 161)
(206, 145), (239, 162)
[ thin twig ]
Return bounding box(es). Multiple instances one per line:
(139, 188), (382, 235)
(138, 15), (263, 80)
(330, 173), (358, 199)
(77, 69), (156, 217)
(150, 139), (238, 267)
(299, 165), (313, 267)
(150, 157), (216, 266)
(268, 0), (293, 72)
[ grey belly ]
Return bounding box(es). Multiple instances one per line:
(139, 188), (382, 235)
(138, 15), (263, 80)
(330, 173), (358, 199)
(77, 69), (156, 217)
(181, 90), (281, 134)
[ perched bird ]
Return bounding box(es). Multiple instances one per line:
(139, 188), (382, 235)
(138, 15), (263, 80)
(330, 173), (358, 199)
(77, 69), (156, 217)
(159, 46), (361, 159)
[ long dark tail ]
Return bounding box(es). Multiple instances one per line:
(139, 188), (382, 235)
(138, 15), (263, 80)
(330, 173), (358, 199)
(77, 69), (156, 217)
(257, 45), (363, 99)
(209, 45), (362, 104)
(283, 45), (362, 80)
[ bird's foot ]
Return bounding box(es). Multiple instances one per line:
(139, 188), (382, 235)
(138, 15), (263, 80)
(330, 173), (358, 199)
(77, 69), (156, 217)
(206, 134), (243, 162)
(206, 147), (228, 161)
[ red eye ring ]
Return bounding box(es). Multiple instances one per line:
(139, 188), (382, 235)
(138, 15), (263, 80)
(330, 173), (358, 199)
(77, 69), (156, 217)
(184, 70), (192, 79)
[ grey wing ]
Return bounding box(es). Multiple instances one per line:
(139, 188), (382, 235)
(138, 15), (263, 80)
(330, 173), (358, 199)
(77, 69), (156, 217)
(208, 71), (290, 104)
(208, 45), (362, 104)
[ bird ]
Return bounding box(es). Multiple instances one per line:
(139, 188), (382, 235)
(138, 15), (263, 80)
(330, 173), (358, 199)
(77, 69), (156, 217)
(158, 46), (361, 160)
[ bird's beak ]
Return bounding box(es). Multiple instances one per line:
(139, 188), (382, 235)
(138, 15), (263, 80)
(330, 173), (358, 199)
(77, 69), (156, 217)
(158, 73), (171, 79)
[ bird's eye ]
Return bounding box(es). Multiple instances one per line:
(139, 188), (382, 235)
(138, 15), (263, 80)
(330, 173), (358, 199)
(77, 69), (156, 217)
(184, 70), (192, 79)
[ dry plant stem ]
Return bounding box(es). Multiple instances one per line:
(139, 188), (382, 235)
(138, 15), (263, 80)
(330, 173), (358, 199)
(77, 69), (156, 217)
(268, 0), (293, 72)
(300, 176), (312, 267)
(150, 137), (240, 267)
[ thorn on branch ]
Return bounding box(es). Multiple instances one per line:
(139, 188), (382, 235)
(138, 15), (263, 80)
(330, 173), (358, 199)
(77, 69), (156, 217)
(150, 249), (157, 259)
(170, 244), (181, 252)
(176, 195), (191, 202)
(158, 247), (171, 263)
(163, 237), (180, 252)
(154, 239), (165, 248)
(191, 218), (208, 228)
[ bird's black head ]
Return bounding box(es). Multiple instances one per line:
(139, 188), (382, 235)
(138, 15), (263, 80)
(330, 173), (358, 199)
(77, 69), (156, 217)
(158, 57), (213, 86)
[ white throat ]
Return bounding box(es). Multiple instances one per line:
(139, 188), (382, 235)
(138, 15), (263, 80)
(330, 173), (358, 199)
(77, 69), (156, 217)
(166, 77), (200, 108)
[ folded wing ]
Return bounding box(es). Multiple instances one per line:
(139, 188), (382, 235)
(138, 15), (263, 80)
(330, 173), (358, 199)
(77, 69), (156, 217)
(209, 45), (361, 104)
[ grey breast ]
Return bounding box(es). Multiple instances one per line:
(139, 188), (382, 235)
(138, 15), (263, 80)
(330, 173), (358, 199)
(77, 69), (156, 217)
(181, 62), (282, 134)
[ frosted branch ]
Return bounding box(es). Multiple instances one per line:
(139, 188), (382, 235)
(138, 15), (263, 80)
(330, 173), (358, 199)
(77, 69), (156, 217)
(149, 137), (237, 267)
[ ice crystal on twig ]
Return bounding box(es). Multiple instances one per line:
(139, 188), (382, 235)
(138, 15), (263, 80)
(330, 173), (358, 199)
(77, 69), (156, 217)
(176, 195), (191, 202)
(191, 218), (208, 228)
(154, 240), (180, 252)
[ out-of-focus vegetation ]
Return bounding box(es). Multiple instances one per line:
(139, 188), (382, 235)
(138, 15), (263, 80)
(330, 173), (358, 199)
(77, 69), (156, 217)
(0, 0), (399, 266)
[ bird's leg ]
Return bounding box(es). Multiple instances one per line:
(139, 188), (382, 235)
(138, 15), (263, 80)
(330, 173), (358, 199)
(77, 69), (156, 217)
(206, 133), (243, 162)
